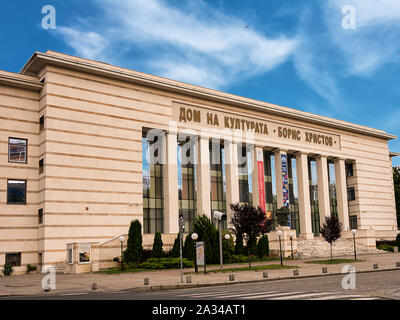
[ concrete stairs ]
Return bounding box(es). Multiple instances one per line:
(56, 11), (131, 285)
(297, 237), (384, 259)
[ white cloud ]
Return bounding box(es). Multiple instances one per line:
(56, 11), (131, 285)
(324, 0), (400, 76)
(56, 26), (109, 61)
(55, 0), (298, 89)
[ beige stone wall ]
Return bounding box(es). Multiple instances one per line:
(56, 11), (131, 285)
(0, 82), (40, 274)
(0, 52), (398, 273)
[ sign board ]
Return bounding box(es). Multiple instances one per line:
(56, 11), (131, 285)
(195, 242), (205, 266)
(78, 243), (91, 264)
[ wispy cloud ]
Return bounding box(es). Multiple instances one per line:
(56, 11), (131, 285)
(324, 0), (400, 76)
(55, 0), (298, 89)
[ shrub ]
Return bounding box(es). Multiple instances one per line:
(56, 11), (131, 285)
(276, 206), (290, 227)
(234, 233), (244, 256)
(151, 232), (163, 258)
(141, 249), (153, 262)
(221, 230), (235, 263)
(257, 235), (269, 258)
(171, 233), (181, 258)
(26, 264), (37, 273)
(183, 233), (195, 260)
(395, 233), (400, 248)
(124, 220), (143, 266)
(2, 263), (13, 276)
(138, 257), (194, 269)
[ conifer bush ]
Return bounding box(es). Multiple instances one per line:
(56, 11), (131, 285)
(151, 232), (163, 258)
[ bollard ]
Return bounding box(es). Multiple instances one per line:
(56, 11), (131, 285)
(322, 267), (327, 274)
(229, 274), (235, 281)
(144, 277), (149, 285)
(394, 247), (399, 253)
(263, 271), (268, 279)
(293, 269), (299, 276)
(91, 283), (98, 290)
(396, 262), (400, 268)
(186, 276), (192, 284)
(373, 264), (378, 270)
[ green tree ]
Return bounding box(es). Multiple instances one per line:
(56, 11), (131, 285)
(193, 215), (219, 264)
(151, 232), (163, 258)
(257, 235), (269, 258)
(183, 233), (195, 260)
(171, 233), (181, 258)
(394, 167), (400, 229)
(234, 233), (244, 255)
(124, 220), (143, 266)
(320, 215), (342, 260)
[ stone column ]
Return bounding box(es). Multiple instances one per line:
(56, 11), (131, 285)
(334, 158), (350, 231)
(296, 152), (313, 239)
(316, 155), (331, 225)
(274, 149), (287, 209)
(196, 136), (211, 218)
(163, 131), (179, 234)
(224, 140), (239, 222)
(251, 146), (265, 208)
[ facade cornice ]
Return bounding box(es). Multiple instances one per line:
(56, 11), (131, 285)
(20, 51), (397, 141)
(0, 69), (42, 91)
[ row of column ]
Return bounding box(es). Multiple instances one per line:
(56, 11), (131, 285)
(162, 132), (349, 239)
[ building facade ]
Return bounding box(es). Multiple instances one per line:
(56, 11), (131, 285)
(0, 51), (398, 273)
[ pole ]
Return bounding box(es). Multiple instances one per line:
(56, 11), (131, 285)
(279, 235), (283, 266)
(219, 221), (223, 272)
(179, 216), (183, 283)
(194, 241), (198, 274)
(204, 241), (207, 275)
(120, 241), (124, 271)
(353, 234), (357, 261)
(290, 236), (294, 259)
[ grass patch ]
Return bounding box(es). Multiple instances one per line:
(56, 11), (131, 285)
(304, 259), (364, 265)
(186, 264), (297, 275)
(95, 267), (157, 274)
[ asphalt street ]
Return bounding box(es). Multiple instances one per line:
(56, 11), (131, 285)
(2, 269), (399, 300)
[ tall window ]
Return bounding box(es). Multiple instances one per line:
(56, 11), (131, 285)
(8, 138), (27, 163)
(142, 135), (164, 234)
(308, 158), (320, 236)
(210, 141), (226, 218)
(288, 155), (300, 236)
(178, 141), (197, 233)
(328, 161), (338, 218)
(7, 180), (27, 205)
(238, 146), (252, 205)
(264, 151), (277, 230)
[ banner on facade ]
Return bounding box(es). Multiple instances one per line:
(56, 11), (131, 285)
(195, 242), (205, 266)
(281, 154), (290, 208)
(256, 149), (265, 212)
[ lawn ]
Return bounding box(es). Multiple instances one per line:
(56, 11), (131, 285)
(304, 259), (363, 265)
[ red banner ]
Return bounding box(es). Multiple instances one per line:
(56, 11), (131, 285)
(257, 160), (265, 212)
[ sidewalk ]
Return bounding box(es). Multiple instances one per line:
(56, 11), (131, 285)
(1, 252), (399, 297)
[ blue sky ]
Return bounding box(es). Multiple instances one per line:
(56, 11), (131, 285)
(1, 0), (399, 166)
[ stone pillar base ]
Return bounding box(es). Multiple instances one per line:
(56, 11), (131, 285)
(299, 233), (314, 240)
(269, 226), (297, 258)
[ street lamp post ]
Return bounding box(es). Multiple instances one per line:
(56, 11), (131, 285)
(118, 235), (125, 271)
(352, 229), (357, 261)
(191, 233), (198, 273)
(277, 230), (283, 266)
(179, 214), (184, 283)
(289, 232), (294, 259)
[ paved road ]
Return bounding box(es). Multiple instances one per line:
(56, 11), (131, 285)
(2, 269), (399, 300)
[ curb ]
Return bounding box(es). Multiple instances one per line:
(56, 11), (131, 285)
(0, 266), (398, 297)
(122, 267), (400, 293)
